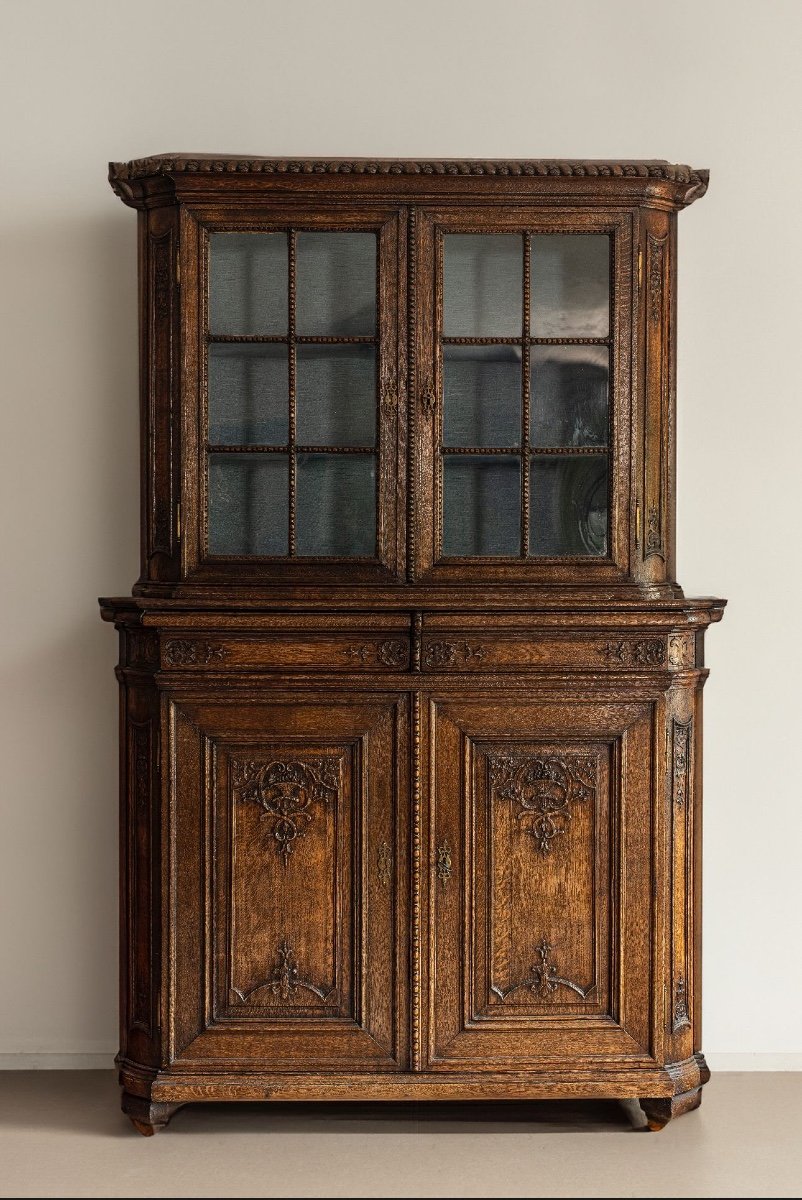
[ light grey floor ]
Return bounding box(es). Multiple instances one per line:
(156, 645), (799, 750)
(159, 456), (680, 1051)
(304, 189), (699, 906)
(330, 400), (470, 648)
(0, 1071), (798, 1198)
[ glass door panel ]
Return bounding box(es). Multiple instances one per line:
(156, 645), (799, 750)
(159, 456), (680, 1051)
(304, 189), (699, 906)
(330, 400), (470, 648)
(205, 229), (381, 561)
(438, 230), (611, 562)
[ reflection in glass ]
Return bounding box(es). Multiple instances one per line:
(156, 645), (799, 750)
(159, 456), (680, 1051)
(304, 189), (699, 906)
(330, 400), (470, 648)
(443, 235), (522, 336)
(296, 454), (376, 555)
(208, 345), (288, 445)
(442, 456), (520, 556)
(208, 454), (289, 555)
(296, 233), (376, 336)
(296, 346), (376, 446)
(443, 346), (521, 447)
(530, 345), (608, 447)
(531, 235), (610, 337)
(209, 233), (288, 335)
(529, 455), (608, 556)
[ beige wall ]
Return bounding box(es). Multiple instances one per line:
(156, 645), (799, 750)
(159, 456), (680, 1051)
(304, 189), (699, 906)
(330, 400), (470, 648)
(1, 0), (799, 1065)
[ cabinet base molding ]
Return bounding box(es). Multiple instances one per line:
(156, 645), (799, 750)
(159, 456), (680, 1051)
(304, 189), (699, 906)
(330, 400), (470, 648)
(119, 1054), (709, 1130)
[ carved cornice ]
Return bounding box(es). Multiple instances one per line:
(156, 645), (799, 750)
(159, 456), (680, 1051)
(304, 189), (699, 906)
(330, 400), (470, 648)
(109, 157), (708, 206)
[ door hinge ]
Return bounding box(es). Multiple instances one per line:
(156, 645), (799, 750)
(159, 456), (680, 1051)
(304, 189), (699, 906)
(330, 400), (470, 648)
(635, 499), (641, 548)
(637, 247), (643, 290)
(176, 257), (180, 287)
(176, 502), (181, 541)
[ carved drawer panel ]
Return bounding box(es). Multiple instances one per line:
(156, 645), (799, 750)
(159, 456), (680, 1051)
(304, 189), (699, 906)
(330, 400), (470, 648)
(419, 631), (694, 672)
(160, 634), (411, 672)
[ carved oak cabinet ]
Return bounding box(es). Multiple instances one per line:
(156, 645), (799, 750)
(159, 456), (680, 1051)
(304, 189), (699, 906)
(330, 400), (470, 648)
(102, 156), (724, 1134)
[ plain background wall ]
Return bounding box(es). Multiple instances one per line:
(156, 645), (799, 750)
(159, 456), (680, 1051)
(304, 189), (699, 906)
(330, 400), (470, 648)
(1, 0), (800, 1068)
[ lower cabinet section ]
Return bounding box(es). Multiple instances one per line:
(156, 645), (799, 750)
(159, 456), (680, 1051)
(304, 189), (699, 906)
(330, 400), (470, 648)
(169, 693), (409, 1072)
(113, 629), (711, 1133)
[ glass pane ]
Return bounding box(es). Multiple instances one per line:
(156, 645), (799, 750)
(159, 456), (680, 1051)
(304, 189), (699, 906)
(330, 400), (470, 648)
(296, 233), (376, 336)
(296, 454), (376, 556)
(530, 235), (610, 337)
(209, 233), (288, 335)
(443, 235), (522, 337)
(442, 456), (520, 556)
(529, 455), (608, 556)
(296, 346), (376, 446)
(443, 346), (521, 448)
(208, 454), (289, 555)
(208, 344), (288, 445)
(530, 346), (608, 447)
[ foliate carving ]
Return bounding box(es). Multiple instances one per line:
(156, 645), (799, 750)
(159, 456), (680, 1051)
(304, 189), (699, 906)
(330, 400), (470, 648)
(672, 718), (693, 808)
(598, 638), (666, 666)
(645, 505), (662, 555)
(648, 241), (664, 323)
(668, 634), (695, 668)
(377, 841), (393, 887)
(436, 839), (453, 886)
(422, 640), (487, 669)
(343, 640), (408, 668)
(420, 380), (437, 416)
(164, 639), (228, 666)
(232, 756), (340, 865)
(672, 974), (691, 1032)
(491, 938), (593, 1003)
(489, 753), (596, 856)
(233, 938), (334, 1005)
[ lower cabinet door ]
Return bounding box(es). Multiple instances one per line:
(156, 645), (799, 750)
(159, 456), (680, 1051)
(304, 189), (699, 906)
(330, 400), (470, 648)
(429, 694), (657, 1069)
(169, 691), (408, 1072)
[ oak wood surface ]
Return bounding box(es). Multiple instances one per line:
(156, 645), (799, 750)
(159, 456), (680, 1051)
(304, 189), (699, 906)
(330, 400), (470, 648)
(102, 157), (722, 1134)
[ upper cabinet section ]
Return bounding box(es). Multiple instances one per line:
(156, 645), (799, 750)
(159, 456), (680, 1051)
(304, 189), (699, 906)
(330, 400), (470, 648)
(109, 157), (708, 595)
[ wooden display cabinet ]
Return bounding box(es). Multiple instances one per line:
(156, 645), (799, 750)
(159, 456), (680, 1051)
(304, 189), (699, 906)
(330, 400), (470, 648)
(102, 156), (724, 1134)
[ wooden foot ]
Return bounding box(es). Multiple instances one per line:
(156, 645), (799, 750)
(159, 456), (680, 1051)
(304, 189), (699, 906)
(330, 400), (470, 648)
(639, 1085), (703, 1131)
(121, 1090), (183, 1136)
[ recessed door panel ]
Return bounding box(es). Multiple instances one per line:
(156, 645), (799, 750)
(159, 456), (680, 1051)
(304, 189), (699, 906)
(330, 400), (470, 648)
(170, 693), (408, 1071)
(429, 696), (655, 1068)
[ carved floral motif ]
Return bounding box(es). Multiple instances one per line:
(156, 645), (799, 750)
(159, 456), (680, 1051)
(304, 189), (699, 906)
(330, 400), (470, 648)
(491, 938), (593, 1002)
(489, 753), (596, 856)
(668, 634), (695, 668)
(598, 638), (666, 666)
(164, 639), (228, 666)
(673, 719), (692, 808)
(343, 640), (408, 668)
(232, 756), (340, 864)
(232, 938), (333, 1005)
(423, 641), (487, 669)
(436, 839), (453, 886)
(672, 974), (691, 1032)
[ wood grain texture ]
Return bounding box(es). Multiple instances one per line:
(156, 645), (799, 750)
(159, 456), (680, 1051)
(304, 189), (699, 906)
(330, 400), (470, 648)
(103, 157), (723, 1131)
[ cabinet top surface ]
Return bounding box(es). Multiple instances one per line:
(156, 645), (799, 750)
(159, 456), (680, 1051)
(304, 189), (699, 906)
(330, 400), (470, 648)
(109, 155), (709, 207)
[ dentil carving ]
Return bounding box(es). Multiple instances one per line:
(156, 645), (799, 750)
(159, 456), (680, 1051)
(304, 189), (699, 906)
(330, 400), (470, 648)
(491, 938), (593, 1002)
(489, 753), (597, 856)
(232, 756), (340, 865)
(232, 938), (333, 1004)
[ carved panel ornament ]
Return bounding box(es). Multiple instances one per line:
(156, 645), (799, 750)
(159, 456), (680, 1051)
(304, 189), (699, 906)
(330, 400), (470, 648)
(598, 638), (666, 667)
(489, 752), (597, 856)
(164, 639), (228, 666)
(672, 718), (693, 808)
(491, 938), (593, 1003)
(668, 634), (695, 669)
(672, 974), (691, 1032)
(377, 841), (393, 887)
(423, 640), (487, 669)
(436, 839), (453, 886)
(343, 640), (409, 668)
(232, 756), (340, 865)
(232, 938), (334, 1005)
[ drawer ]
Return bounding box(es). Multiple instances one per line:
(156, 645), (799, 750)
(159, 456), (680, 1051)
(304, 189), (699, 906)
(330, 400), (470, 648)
(160, 632), (411, 672)
(419, 629), (696, 672)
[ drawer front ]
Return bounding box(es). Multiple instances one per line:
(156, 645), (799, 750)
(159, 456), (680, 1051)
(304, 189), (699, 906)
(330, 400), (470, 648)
(161, 634), (410, 672)
(420, 631), (694, 673)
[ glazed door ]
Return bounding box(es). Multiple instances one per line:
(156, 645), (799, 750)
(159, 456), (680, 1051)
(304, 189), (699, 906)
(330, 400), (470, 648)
(182, 208), (404, 584)
(427, 694), (656, 1069)
(412, 208), (632, 583)
(169, 691), (408, 1071)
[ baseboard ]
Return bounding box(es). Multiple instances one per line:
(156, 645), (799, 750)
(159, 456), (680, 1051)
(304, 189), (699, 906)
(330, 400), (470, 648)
(0, 1054), (115, 1070)
(706, 1053), (802, 1071)
(1, 1051), (801, 1071)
